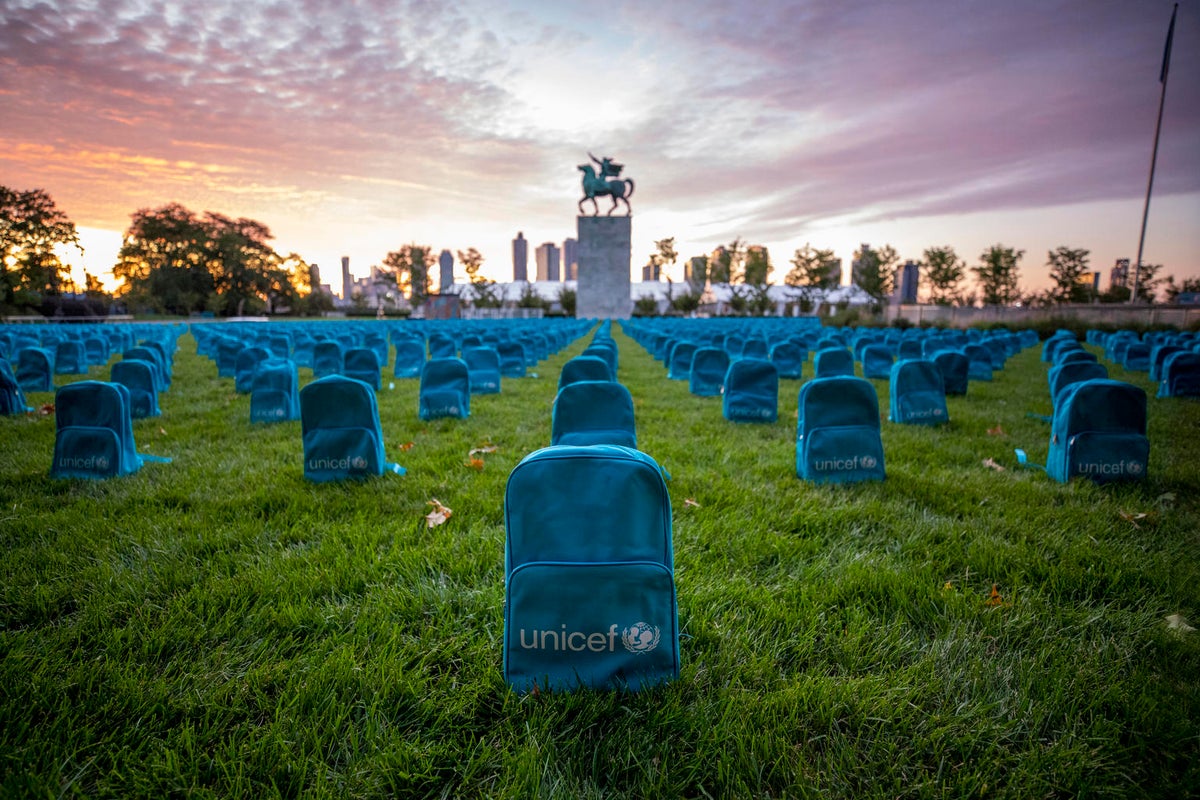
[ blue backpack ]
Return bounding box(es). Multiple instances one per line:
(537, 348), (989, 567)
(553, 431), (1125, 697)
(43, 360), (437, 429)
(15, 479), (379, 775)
(552, 381), (637, 448)
(497, 342), (527, 378)
(343, 347), (382, 391)
(299, 375), (403, 481)
(54, 340), (88, 375)
(769, 342), (805, 380)
(688, 348), (730, 397)
(666, 343), (698, 381)
(1023, 379), (1148, 484)
(250, 358), (301, 423)
(51, 381), (170, 479)
(888, 359), (948, 425)
(110, 359), (161, 419)
(932, 351), (969, 396)
(419, 358), (471, 420)
(1158, 352), (1200, 399)
(393, 339), (427, 379)
(463, 346), (502, 395)
(234, 346), (272, 394)
(16, 348), (55, 392)
(796, 377), (886, 484)
(503, 445), (679, 693)
(0, 359), (31, 415)
(723, 359), (778, 423)
(861, 345), (894, 380)
(1048, 361), (1108, 409)
(559, 356), (612, 388)
(312, 341), (344, 379)
(814, 347), (854, 378)
(963, 345), (993, 381)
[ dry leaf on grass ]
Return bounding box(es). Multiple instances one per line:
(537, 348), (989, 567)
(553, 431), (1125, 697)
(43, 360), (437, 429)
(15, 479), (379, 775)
(469, 445), (498, 457)
(38, 404), (54, 416)
(1118, 510), (1150, 528)
(985, 584), (1004, 606)
(398, 441), (415, 452)
(1166, 614), (1195, 633)
(942, 580), (955, 592)
(684, 498), (701, 508)
(425, 498), (452, 528)
(465, 457), (485, 471)
(982, 458), (1006, 472)
(987, 425), (1006, 437)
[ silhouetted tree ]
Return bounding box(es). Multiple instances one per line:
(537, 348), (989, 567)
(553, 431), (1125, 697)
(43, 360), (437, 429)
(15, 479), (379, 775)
(0, 185), (82, 310)
(853, 243), (899, 310)
(1046, 246), (1093, 304)
(972, 244), (1024, 306)
(922, 246), (965, 305)
(383, 244), (433, 304)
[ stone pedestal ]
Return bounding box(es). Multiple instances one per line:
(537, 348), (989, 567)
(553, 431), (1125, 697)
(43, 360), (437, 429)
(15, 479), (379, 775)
(576, 216), (632, 320)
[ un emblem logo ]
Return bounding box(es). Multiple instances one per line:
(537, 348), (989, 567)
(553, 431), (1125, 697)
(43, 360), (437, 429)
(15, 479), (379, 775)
(1126, 460), (1144, 475)
(860, 455), (878, 469)
(621, 623), (660, 654)
(352, 456), (368, 469)
(95, 456), (109, 471)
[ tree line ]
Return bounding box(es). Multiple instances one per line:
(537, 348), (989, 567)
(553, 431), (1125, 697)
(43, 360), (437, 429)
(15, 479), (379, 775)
(3, 184), (1195, 318)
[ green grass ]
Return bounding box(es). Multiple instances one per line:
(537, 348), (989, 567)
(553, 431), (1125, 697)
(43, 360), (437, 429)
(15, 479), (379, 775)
(2, 323), (1198, 799)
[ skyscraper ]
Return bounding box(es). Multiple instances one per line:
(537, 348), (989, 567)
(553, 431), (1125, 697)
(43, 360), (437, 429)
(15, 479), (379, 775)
(1111, 259), (1130, 290)
(341, 256), (352, 301)
(896, 260), (920, 304)
(536, 242), (561, 282)
(512, 232), (528, 282)
(438, 249), (454, 291)
(562, 237), (578, 281)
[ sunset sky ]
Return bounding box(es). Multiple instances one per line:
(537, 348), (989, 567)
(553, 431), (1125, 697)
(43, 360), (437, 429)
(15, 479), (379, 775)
(2, 0), (1197, 297)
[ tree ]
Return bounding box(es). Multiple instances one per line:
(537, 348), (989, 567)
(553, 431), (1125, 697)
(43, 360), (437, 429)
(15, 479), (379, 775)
(633, 295), (659, 316)
(458, 247), (485, 284)
(744, 245), (772, 286)
(285, 254), (332, 316)
(785, 244), (839, 312)
(516, 282), (548, 310)
(922, 246), (966, 305)
(382, 244), (433, 304)
(557, 286), (576, 317)
(1130, 262), (1166, 303)
(650, 237), (677, 280)
(853, 243), (899, 310)
(1164, 277), (1200, 303)
(671, 288), (702, 314)
(456, 246), (501, 308)
(708, 237), (745, 284)
(0, 185), (82, 310)
(972, 244), (1024, 306)
(114, 203), (217, 315)
(1046, 246), (1093, 304)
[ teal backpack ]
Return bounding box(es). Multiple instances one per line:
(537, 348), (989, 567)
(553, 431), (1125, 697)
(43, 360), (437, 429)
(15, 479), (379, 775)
(688, 347), (729, 397)
(723, 359), (778, 423)
(1, 359), (31, 415)
(343, 347), (382, 391)
(234, 346), (272, 394)
(1158, 352), (1200, 398)
(418, 358), (471, 420)
(503, 445), (679, 693)
(551, 381), (637, 448)
(796, 376), (886, 484)
(16, 348), (55, 392)
(463, 346), (502, 395)
(250, 358), (301, 423)
(888, 359), (948, 425)
(299, 375), (404, 481)
(110, 359), (161, 419)
(1019, 379), (1148, 484)
(51, 381), (170, 479)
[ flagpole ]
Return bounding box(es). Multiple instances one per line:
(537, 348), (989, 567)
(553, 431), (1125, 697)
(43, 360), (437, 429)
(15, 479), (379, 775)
(1132, 3), (1178, 304)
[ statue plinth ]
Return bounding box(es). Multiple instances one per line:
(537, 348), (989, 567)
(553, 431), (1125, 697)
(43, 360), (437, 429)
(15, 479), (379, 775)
(576, 216), (632, 320)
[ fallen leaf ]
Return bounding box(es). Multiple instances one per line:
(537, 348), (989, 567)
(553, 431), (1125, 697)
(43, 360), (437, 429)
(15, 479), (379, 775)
(942, 580), (955, 591)
(985, 584), (1003, 606)
(1118, 510), (1149, 529)
(684, 498), (700, 508)
(1157, 492), (1176, 509)
(398, 441), (415, 452)
(469, 445), (498, 457)
(1166, 613), (1195, 633)
(158, 427), (167, 436)
(38, 403), (54, 416)
(987, 425), (1006, 437)
(425, 498), (452, 528)
(982, 458), (1006, 472)
(465, 457), (485, 471)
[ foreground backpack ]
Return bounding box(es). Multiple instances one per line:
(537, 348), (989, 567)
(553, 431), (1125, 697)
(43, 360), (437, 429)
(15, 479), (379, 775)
(1027, 379), (1148, 484)
(503, 445), (679, 693)
(51, 381), (170, 479)
(299, 375), (404, 481)
(796, 376), (886, 484)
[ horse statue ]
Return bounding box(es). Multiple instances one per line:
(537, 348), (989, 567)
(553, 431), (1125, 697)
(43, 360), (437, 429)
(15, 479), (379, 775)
(578, 152), (635, 216)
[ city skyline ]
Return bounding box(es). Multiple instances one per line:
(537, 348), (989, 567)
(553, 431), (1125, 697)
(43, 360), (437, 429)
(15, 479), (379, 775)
(2, 1), (1197, 298)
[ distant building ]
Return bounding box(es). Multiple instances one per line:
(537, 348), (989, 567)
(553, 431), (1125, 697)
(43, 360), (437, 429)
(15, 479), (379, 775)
(1111, 258), (1130, 290)
(535, 242), (561, 282)
(341, 256), (352, 301)
(850, 244), (872, 287)
(895, 260), (919, 304)
(438, 249), (454, 291)
(512, 232), (528, 282)
(684, 256), (707, 285)
(562, 237), (578, 281)
(641, 261), (661, 282)
(310, 263), (321, 288)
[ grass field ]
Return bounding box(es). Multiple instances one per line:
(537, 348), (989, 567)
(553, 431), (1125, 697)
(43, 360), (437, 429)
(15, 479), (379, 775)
(2, 322), (1198, 799)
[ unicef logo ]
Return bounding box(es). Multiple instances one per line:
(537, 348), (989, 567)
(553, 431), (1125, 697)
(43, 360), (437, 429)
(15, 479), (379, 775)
(351, 456), (368, 469)
(1126, 460), (1144, 475)
(860, 455), (877, 469)
(621, 623), (660, 654)
(274, 407), (286, 418)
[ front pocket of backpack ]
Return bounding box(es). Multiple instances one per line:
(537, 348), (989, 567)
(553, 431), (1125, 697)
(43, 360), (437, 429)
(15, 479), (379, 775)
(504, 561), (677, 693)
(52, 426), (122, 478)
(1068, 431), (1149, 482)
(801, 425), (885, 483)
(302, 427), (381, 480)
